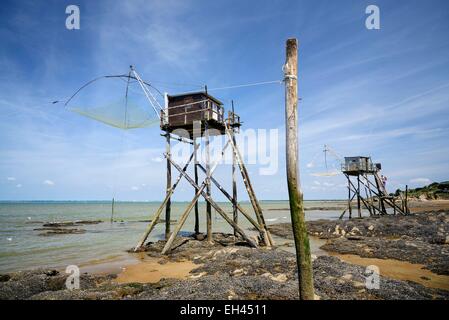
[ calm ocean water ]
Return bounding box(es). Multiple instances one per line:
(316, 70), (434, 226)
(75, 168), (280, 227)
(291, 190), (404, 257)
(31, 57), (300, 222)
(0, 200), (343, 273)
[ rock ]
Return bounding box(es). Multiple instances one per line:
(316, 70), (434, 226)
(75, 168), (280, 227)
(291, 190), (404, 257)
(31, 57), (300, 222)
(42, 220), (102, 227)
(333, 225), (341, 236)
(0, 275), (11, 282)
(342, 274), (353, 280)
(271, 274), (288, 282)
(37, 228), (86, 236)
(45, 270), (59, 276)
(368, 225), (375, 231)
(350, 227), (361, 235)
(194, 233), (206, 241)
(189, 272), (207, 279)
(232, 269), (245, 276)
(262, 273), (287, 282)
(346, 236), (363, 241)
(352, 281), (365, 288)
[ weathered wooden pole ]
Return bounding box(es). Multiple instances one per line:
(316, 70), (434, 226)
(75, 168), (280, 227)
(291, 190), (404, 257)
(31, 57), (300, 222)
(365, 174), (375, 216)
(225, 126), (272, 246)
(231, 101), (238, 237)
(205, 124), (212, 243)
(357, 175), (362, 218)
(405, 184), (409, 214)
(165, 134), (171, 239)
(194, 139), (200, 234)
(284, 38), (314, 300)
(347, 175), (352, 219)
(133, 146), (197, 251)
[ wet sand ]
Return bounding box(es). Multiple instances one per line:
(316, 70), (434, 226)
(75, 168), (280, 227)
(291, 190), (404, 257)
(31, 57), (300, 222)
(115, 258), (199, 284)
(330, 253), (449, 291)
(408, 199), (449, 213)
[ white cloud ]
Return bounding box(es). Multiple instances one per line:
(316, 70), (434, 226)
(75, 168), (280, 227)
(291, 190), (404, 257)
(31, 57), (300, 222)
(131, 186), (139, 191)
(7, 177), (16, 181)
(409, 178), (432, 186)
(16, 184), (22, 188)
(151, 157), (163, 163)
(43, 180), (55, 186)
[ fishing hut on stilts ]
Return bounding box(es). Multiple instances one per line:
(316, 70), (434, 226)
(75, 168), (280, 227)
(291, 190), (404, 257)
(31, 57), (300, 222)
(62, 66), (273, 254)
(339, 156), (409, 219)
(134, 90), (273, 253)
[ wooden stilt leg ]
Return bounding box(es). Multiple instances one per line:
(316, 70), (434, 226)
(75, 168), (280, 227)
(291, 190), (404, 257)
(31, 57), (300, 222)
(357, 176), (362, 218)
(349, 177), (383, 216)
(166, 154), (258, 251)
(231, 126), (238, 237)
(347, 175), (352, 219)
(365, 177), (405, 215)
(165, 134), (171, 239)
(363, 178), (373, 216)
(340, 191), (356, 220)
(133, 145), (197, 251)
(405, 185), (409, 214)
(197, 164), (264, 233)
(225, 126), (272, 246)
(194, 139), (199, 234)
(365, 174), (375, 215)
(205, 125), (212, 243)
(162, 142), (230, 254)
(374, 173), (387, 214)
(162, 183), (208, 255)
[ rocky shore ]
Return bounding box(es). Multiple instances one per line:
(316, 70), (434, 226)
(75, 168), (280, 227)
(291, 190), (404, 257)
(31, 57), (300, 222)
(1, 232), (448, 300)
(269, 211), (449, 276)
(33, 220), (103, 236)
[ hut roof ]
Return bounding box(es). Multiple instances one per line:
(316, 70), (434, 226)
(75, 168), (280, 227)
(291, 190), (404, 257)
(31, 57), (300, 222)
(167, 91), (223, 105)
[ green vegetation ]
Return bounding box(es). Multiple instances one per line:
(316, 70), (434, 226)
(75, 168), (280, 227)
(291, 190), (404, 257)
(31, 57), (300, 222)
(394, 181), (449, 200)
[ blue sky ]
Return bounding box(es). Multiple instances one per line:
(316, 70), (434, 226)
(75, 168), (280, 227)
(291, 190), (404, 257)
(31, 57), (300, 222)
(0, 0), (448, 201)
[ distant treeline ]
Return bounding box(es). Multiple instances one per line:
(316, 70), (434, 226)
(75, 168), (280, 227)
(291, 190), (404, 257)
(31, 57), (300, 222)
(394, 181), (449, 200)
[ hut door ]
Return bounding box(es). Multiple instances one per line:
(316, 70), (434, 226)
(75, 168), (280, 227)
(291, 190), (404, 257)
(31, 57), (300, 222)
(211, 103), (218, 121)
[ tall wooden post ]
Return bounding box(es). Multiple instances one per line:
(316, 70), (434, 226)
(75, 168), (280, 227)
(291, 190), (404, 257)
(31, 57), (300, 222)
(231, 102), (238, 237)
(205, 124), (212, 243)
(347, 176), (352, 219)
(165, 134), (171, 239)
(194, 139), (200, 234)
(357, 175), (362, 218)
(365, 174), (375, 216)
(284, 38), (314, 300)
(405, 185), (409, 214)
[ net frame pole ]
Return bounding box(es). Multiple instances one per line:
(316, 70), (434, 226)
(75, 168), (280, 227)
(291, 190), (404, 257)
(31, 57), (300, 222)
(131, 68), (162, 119)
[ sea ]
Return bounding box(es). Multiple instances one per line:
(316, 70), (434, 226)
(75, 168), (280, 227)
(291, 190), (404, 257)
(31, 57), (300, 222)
(0, 200), (344, 273)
